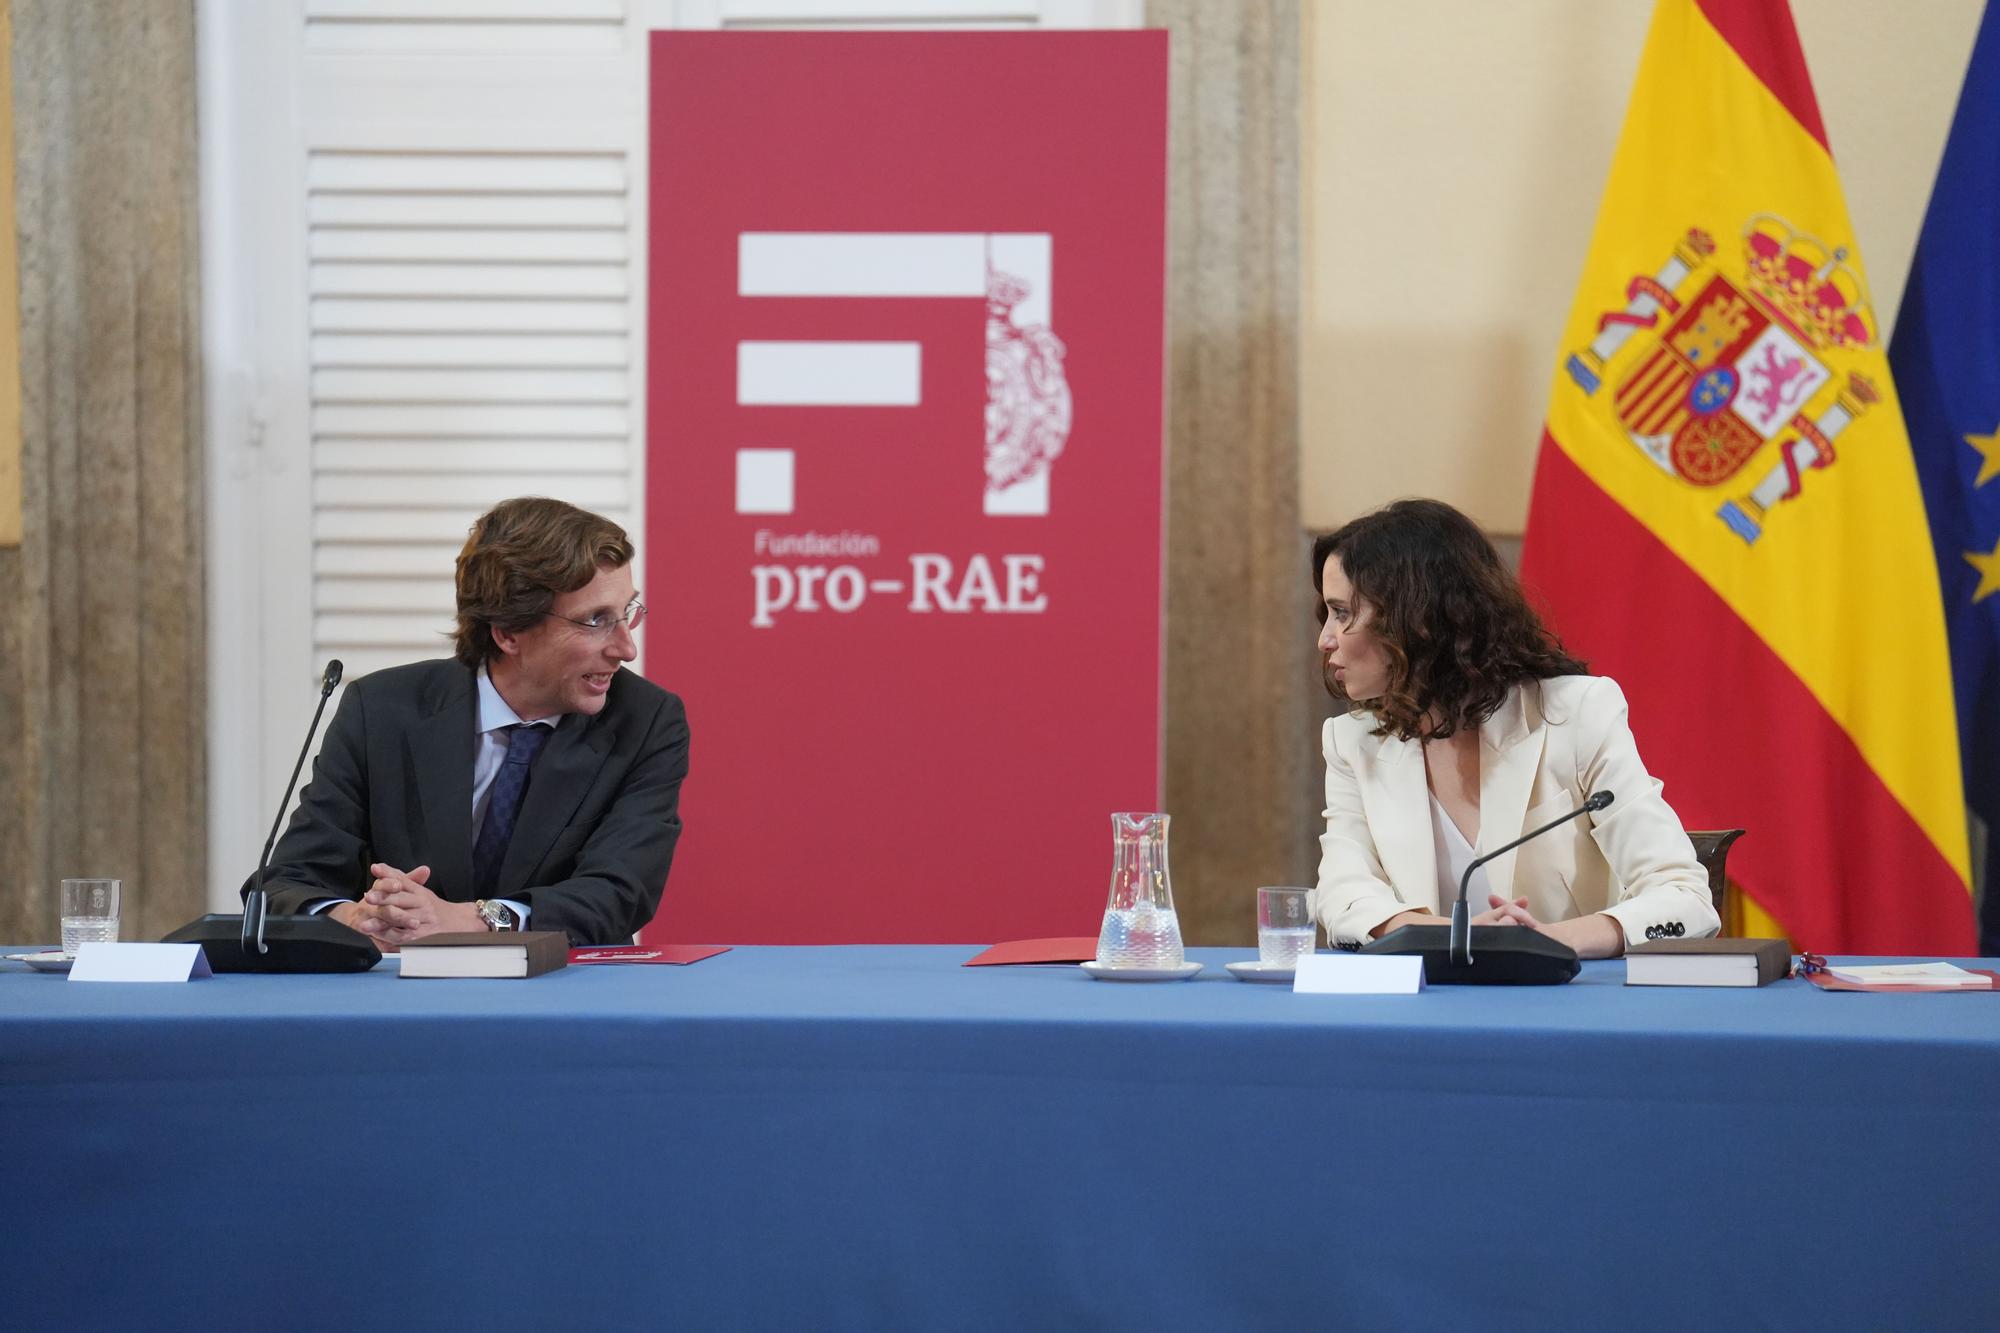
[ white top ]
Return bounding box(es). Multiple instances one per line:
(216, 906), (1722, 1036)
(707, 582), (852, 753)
(1429, 793), (1490, 915)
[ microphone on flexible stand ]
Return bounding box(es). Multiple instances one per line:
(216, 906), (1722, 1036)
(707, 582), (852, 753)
(163, 660), (381, 973)
(1364, 790), (1615, 985)
(242, 659), (343, 957)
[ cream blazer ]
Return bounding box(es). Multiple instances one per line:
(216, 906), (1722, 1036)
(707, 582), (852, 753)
(1313, 674), (1720, 950)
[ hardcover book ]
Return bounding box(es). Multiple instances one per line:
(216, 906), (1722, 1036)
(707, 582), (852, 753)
(399, 931), (569, 979)
(1624, 937), (1790, 987)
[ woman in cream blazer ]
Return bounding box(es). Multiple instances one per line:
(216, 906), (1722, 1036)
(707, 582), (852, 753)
(1311, 500), (1719, 958)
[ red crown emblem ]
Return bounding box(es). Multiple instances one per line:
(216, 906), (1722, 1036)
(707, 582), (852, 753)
(987, 270), (1032, 316)
(1741, 216), (1874, 351)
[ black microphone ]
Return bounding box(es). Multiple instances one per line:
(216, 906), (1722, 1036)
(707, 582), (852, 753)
(162, 660), (380, 973)
(243, 659), (345, 955)
(1448, 790), (1613, 966)
(1362, 789), (1615, 985)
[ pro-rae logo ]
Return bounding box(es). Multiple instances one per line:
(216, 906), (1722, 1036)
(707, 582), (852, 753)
(732, 232), (1071, 517)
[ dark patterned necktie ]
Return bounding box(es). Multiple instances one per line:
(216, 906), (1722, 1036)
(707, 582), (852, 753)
(472, 723), (552, 900)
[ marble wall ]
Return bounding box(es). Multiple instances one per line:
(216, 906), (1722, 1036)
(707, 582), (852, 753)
(1155, 1), (1316, 944)
(0, 0), (205, 946)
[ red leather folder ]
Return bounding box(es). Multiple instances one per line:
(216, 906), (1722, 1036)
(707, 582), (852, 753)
(963, 937), (1098, 966)
(568, 945), (731, 966)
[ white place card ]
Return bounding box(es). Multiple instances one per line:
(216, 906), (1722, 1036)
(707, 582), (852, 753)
(1293, 954), (1425, 994)
(69, 942), (213, 983)
(1826, 961), (1990, 987)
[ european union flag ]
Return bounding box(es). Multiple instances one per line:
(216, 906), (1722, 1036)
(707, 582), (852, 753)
(1890, 0), (2000, 955)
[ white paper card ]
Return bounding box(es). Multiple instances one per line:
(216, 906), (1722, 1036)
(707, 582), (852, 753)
(1826, 962), (1990, 987)
(68, 942), (213, 983)
(1293, 954), (1425, 994)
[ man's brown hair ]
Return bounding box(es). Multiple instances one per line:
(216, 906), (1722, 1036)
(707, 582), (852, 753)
(453, 497), (634, 667)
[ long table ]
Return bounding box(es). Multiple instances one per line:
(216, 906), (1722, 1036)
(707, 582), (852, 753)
(3, 945), (1995, 1331)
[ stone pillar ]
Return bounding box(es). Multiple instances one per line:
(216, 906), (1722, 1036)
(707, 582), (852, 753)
(1152, 1), (1312, 944)
(0, 0), (204, 945)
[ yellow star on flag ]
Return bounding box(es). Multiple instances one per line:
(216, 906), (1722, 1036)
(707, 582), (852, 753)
(1968, 426), (2000, 488)
(1967, 535), (2000, 604)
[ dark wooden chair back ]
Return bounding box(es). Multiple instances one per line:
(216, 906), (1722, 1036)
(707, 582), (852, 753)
(1687, 828), (1747, 929)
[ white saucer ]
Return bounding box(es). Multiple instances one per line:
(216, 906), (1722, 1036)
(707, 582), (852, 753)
(1079, 960), (1202, 982)
(5, 951), (74, 973)
(1225, 960), (1296, 984)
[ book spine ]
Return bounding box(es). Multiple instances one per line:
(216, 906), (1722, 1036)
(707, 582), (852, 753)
(525, 933), (568, 976)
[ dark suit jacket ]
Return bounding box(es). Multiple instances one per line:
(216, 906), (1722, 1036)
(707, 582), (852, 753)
(249, 659), (690, 945)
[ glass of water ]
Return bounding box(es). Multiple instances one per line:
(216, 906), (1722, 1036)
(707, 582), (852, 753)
(61, 878), (121, 956)
(1257, 887), (1315, 966)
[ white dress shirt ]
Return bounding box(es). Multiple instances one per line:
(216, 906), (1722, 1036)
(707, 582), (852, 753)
(471, 666), (551, 927)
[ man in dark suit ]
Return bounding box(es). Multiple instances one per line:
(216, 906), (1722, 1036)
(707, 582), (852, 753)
(251, 498), (690, 946)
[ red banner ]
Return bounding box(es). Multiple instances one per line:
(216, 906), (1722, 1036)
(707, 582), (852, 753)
(646, 32), (1168, 943)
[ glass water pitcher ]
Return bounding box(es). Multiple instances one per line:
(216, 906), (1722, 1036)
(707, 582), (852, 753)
(1093, 812), (1185, 969)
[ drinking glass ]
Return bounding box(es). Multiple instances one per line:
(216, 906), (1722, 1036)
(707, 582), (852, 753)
(61, 878), (121, 956)
(1257, 886), (1315, 966)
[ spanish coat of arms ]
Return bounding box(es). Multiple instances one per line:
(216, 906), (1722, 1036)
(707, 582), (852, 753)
(1563, 216), (1880, 544)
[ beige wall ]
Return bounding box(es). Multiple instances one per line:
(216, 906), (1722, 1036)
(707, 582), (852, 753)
(1301, 0), (1988, 535)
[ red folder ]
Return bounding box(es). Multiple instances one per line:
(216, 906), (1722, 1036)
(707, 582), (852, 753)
(963, 937), (1098, 967)
(568, 945), (731, 966)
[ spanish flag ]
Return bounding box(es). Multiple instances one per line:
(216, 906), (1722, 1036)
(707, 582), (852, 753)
(1520, 0), (1977, 954)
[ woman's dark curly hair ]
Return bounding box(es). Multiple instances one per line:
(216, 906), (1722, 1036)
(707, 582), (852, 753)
(1311, 499), (1587, 741)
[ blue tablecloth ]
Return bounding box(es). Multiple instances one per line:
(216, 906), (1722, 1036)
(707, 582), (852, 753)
(3, 946), (1996, 1331)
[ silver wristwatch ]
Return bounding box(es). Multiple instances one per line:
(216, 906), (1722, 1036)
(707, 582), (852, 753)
(475, 899), (518, 932)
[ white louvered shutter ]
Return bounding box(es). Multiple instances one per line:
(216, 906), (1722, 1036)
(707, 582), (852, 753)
(307, 148), (637, 680)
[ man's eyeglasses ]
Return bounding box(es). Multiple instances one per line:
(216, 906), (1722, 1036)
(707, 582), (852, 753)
(548, 598), (646, 637)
